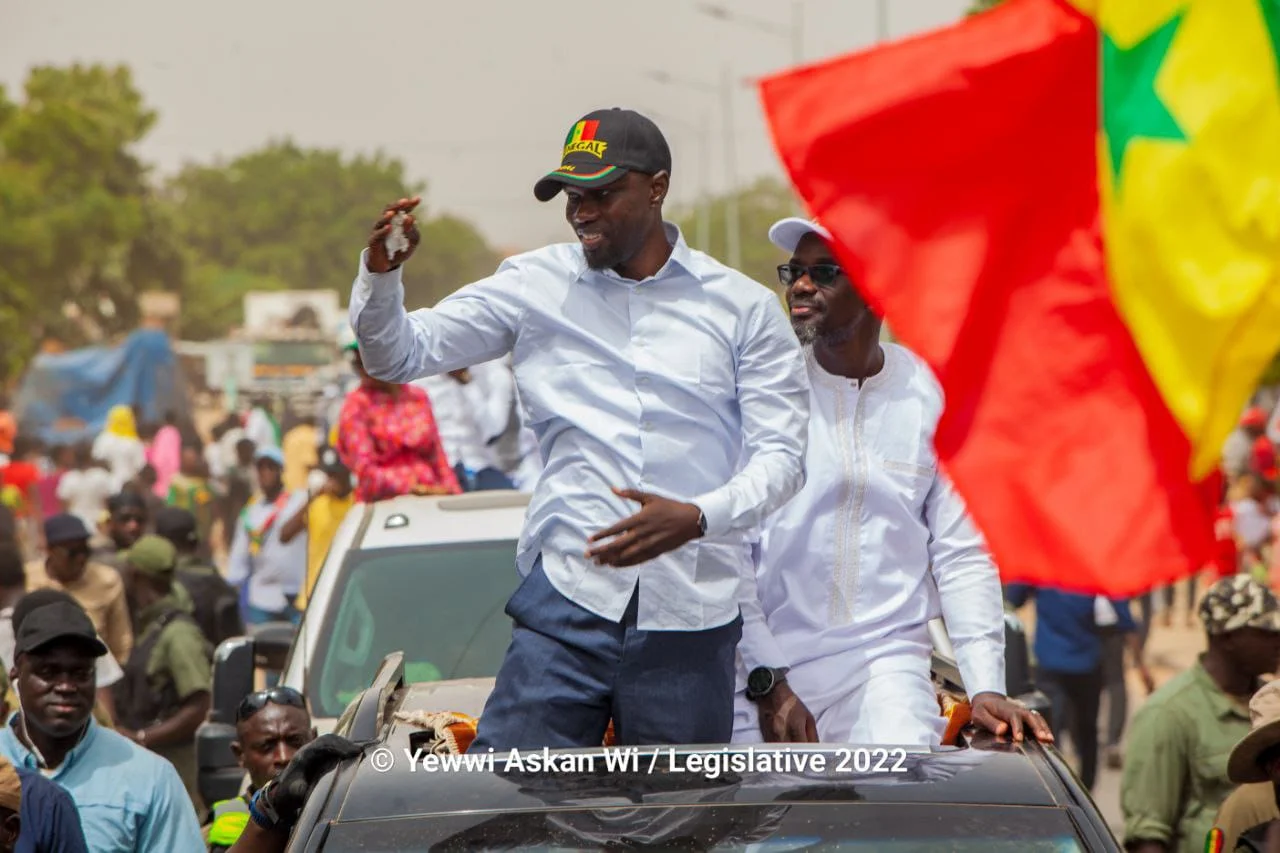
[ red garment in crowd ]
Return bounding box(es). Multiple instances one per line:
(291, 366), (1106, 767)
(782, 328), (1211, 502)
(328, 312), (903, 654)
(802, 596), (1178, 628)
(1209, 505), (1238, 581)
(336, 383), (461, 503)
(1, 461), (41, 517)
(1252, 435), (1277, 479)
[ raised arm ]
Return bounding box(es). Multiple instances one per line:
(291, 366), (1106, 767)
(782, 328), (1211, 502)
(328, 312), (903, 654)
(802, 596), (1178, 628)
(349, 200), (526, 384)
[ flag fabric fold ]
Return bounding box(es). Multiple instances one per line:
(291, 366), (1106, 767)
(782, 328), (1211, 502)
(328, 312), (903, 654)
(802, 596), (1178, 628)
(759, 0), (1280, 595)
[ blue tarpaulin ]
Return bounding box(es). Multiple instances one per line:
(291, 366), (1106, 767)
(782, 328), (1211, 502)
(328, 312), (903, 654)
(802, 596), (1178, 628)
(14, 329), (186, 444)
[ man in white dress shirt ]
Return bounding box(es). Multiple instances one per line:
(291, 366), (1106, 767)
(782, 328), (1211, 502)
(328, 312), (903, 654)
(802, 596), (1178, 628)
(350, 109), (809, 749)
(733, 218), (1052, 747)
(415, 359), (518, 491)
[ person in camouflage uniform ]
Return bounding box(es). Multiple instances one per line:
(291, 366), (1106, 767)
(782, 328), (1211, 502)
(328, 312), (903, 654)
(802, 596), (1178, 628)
(113, 535), (213, 814)
(1124, 576), (1280, 853)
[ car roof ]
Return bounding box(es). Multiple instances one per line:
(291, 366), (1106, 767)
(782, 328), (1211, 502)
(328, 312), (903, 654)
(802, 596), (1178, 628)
(332, 720), (1068, 824)
(354, 490), (530, 551)
(320, 675), (1075, 823)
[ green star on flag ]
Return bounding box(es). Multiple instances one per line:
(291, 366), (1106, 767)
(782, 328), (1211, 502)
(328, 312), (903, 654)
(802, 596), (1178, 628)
(1102, 12), (1187, 182)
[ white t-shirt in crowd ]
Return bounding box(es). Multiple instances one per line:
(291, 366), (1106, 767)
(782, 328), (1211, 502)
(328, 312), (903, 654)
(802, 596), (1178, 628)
(91, 433), (147, 493)
(1233, 498), (1272, 550)
(57, 468), (116, 532)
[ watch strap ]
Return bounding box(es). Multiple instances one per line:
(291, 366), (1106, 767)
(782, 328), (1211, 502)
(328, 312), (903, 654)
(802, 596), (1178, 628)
(248, 782), (281, 830)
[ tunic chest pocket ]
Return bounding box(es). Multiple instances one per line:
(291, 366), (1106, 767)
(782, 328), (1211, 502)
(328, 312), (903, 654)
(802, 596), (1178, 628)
(872, 407), (936, 506)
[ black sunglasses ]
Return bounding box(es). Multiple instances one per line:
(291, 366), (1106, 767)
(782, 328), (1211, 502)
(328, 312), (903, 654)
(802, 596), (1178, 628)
(53, 542), (90, 559)
(777, 263), (844, 288)
(236, 686), (306, 722)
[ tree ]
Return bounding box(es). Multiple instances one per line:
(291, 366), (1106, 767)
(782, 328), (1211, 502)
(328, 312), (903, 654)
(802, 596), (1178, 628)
(673, 177), (802, 293)
(404, 214), (504, 309)
(967, 0), (1004, 13)
(0, 64), (176, 379)
(163, 141), (425, 295)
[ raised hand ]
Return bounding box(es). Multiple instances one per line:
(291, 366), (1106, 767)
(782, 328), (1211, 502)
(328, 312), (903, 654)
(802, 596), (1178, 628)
(366, 197), (422, 273)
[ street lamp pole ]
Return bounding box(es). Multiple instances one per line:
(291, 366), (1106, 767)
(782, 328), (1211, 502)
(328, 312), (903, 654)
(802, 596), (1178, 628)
(697, 2), (804, 64)
(644, 108), (713, 252)
(698, 111), (712, 253)
(643, 70), (734, 261)
(792, 0), (804, 63)
(721, 63), (741, 269)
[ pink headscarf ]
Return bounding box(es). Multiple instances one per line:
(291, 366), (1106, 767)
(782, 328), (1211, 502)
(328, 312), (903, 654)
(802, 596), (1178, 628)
(147, 423), (182, 497)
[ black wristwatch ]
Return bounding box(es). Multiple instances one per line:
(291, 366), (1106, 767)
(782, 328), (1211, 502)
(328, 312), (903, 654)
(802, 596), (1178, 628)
(697, 511), (708, 537)
(745, 666), (788, 702)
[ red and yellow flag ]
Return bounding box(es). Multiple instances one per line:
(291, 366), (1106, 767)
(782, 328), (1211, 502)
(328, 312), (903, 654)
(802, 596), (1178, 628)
(759, 0), (1280, 595)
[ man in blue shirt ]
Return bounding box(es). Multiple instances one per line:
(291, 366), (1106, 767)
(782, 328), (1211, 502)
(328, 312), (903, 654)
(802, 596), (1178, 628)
(1005, 584), (1150, 790)
(0, 597), (203, 851)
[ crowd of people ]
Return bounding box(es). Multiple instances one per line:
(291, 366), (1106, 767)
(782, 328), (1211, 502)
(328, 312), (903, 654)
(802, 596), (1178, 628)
(0, 328), (543, 849)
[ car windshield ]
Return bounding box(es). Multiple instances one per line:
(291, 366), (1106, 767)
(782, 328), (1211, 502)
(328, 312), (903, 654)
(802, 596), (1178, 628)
(306, 540), (518, 718)
(317, 803), (1088, 851)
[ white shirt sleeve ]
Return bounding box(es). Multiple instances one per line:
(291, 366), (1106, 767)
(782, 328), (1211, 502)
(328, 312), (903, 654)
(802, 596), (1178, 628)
(227, 514), (252, 587)
(925, 472), (1006, 699)
(692, 296), (809, 537)
(736, 540), (789, 671)
(349, 251), (525, 384)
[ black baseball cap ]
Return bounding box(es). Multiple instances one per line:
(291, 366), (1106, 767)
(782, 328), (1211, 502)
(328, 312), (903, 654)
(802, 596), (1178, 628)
(14, 601), (108, 658)
(533, 108), (672, 202)
(154, 507), (199, 548)
(44, 514), (90, 546)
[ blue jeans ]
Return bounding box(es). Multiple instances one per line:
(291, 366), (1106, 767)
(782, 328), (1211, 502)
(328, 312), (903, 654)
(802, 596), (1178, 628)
(244, 601), (301, 627)
(454, 463), (516, 492)
(469, 557), (742, 751)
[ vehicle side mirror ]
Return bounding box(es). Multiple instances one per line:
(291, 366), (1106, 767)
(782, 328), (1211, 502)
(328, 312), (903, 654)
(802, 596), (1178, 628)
(251, 621), (296, 674)
(198, 636), (256, 807)
(1003, 611), (1053, 727)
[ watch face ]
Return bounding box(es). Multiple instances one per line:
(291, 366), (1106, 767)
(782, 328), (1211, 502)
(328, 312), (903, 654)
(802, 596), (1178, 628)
(747, 667), (775, 696)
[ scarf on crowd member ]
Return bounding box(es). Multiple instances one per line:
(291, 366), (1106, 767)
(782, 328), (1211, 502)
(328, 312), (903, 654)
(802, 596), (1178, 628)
(241, 490), (291, 556)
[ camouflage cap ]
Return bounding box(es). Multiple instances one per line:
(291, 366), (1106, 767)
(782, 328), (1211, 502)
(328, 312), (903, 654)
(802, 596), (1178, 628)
(125, 534), (177, 578)
(1199, 575), (1280, 636)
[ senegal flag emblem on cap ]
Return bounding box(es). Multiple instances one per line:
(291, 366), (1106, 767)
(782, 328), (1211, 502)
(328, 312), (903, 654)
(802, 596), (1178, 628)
(563, 120), (607, 159)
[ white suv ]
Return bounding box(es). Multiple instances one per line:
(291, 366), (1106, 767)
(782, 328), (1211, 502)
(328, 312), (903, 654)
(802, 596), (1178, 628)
(283, 490), (529, 730)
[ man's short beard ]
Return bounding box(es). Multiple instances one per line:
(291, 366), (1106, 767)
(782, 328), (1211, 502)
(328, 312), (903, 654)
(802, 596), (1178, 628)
(793, 323), (819, 345)
(793, 321), (857, 348)
(583, 247), (621, 271)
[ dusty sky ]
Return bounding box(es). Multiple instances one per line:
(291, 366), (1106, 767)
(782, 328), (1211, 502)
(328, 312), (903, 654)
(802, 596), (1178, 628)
(1, 0), (970, 250)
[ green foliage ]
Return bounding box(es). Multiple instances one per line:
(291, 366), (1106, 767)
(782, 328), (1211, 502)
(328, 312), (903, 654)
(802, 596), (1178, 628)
(0, 63), (506, 383)
(406, 214), (504, 309)
(162, 141), (425, 294)
(967, 0), (1005, 14)
(0, 64), (172, 377)
(673, 176), (802, 292)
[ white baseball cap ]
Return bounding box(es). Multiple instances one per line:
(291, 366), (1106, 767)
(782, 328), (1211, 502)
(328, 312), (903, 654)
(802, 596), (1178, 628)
(767, 217), (833, 253)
